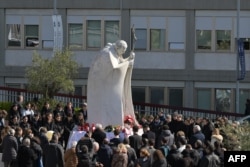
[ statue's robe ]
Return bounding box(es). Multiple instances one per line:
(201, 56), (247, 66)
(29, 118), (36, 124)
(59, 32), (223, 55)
(87, 43), (136, 127)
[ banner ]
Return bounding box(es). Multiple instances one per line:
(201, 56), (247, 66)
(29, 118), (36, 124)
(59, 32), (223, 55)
(52, 15), (63, 53)
(238, 39), (246, 80)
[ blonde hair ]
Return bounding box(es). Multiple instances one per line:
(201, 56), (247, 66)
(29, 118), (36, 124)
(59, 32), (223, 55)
(117, 143), (127, 153)
(212, 128), (220, 135)
(140, 148), (150, 157)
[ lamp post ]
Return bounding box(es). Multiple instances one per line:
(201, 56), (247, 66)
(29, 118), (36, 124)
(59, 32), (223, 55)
(236, 0), (240, 113)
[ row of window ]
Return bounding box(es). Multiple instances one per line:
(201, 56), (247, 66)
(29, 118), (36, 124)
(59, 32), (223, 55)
(7, 22), (250, 52)
(132, 87), (249, 114)
(197, 30), (250, 51)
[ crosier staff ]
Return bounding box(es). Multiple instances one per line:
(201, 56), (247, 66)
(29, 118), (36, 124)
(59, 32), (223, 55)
(129, 24), (137, 60)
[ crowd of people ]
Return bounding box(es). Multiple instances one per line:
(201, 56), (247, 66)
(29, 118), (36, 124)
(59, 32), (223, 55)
(0, 95), (233, 167)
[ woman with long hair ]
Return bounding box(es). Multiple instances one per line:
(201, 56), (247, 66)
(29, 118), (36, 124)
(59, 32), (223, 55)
(152, 149), (167, 167)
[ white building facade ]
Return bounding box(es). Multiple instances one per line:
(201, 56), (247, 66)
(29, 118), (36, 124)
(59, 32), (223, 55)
(1, 0), (250, 114)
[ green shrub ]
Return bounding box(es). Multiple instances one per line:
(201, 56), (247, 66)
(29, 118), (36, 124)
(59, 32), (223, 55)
(0, 102), (12, 111)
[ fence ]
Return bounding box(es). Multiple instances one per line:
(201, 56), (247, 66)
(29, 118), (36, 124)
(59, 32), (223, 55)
(0, 86), (245, 121)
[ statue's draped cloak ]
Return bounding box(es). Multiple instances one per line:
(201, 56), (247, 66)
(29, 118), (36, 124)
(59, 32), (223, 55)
(87, 44), (137, 127)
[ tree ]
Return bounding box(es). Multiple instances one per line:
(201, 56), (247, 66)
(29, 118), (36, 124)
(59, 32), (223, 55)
(26, 49), (79, 99)
(220, 122), (250, 151)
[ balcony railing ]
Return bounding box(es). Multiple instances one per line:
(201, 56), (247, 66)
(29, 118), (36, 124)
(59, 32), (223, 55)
(0, 86), (244, 121)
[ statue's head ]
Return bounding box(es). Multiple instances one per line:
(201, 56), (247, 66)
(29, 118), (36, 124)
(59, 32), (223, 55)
(115, 40), (127, 55)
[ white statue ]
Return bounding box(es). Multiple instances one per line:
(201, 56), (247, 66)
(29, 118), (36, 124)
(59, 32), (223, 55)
(87, 40), (137, 127)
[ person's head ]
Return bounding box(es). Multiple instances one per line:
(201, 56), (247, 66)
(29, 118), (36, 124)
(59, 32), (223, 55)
(153, 149), (165, 160)
(0, 110), (7, 118)
(8, 128), (15, 136)
(33, 113), (40, 120)
(212, 128), (220, 135)
(82, 102), (87, 109)
(12, 116), (19, 123)
(143, 124), (150, 132)
(123, 137), (130, 145)
(80, 145), (88, 154)
(12, 104), (18, 111)
(44, 101), (50, 109)
(93, 141), (99, 152)
(165, 114), (172, 123)
(132, 125), (139, 133)
(113, 128), (120, 136)
(139, 148), (150, 158)
(15, 127), (23, 136)
(148, 139), (155, 147)
(24, 128), (33, 138)
(22, 137), (31, 147)
(177, 114), (183, 121)
(39, 127), (47, 134)
(116, 143), (127, 153)
(17, 95), (24, 103)
(55, 113), (62, 122)
(161, 137), (168, 145)
(67, 101), (73, 108)
(51, 132), (59, 143)
(115, 40), (127, 56)
(193, 125), (201, 133)
(95, 123), (103, 130)
(22, 116), (29, 123)
(25, 102), (32, 110)
(56, 102), (63, 110)
(46, 112), (53, 121)
(194, 139), (203, 149)
(203, 141), (214, 155)
(71, 141), (77, 148)
(1, 126), (11, 139)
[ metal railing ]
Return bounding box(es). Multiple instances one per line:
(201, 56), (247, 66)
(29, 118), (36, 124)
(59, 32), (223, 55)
(0, 86), (244, 121)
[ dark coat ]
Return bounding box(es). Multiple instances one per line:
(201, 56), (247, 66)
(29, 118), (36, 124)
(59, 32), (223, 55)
(17, 145), (37, 167)
(136, 157), (151, 167)
(152, 158), (168, 167)
(129, 134), (142, 157)
(97, 144), (113, 167)
(1, 134), (18, 163)
(126, 145), (137, 167)
(198, 152), (221, 167)
(167, 149), (182, 167)
(189, 131), (205, 148)
(43, 142), (65, 167)
(142, 130), (156, 141)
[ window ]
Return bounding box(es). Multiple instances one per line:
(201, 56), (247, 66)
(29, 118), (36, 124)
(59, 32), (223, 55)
(105, 21), (119, 44)
(242, 38), (250, 50)
(150, 29), (165, 51)
(216, 30), (231, 50)
(7, 24), (21, 47)
(215, 89), (231, 112)
(169, 89), (183, 107)
(132, 87), (145, 103)
(69, 24), (83, 49)
(196, 30), (212, 50)
(87, 20), (101, 48)
(239, 89), (250, 115)
(197, 89), (211, 110)
(134, 29), (147, 50)
(25, 25), (39, 47)
(150, 87), (164, 104)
